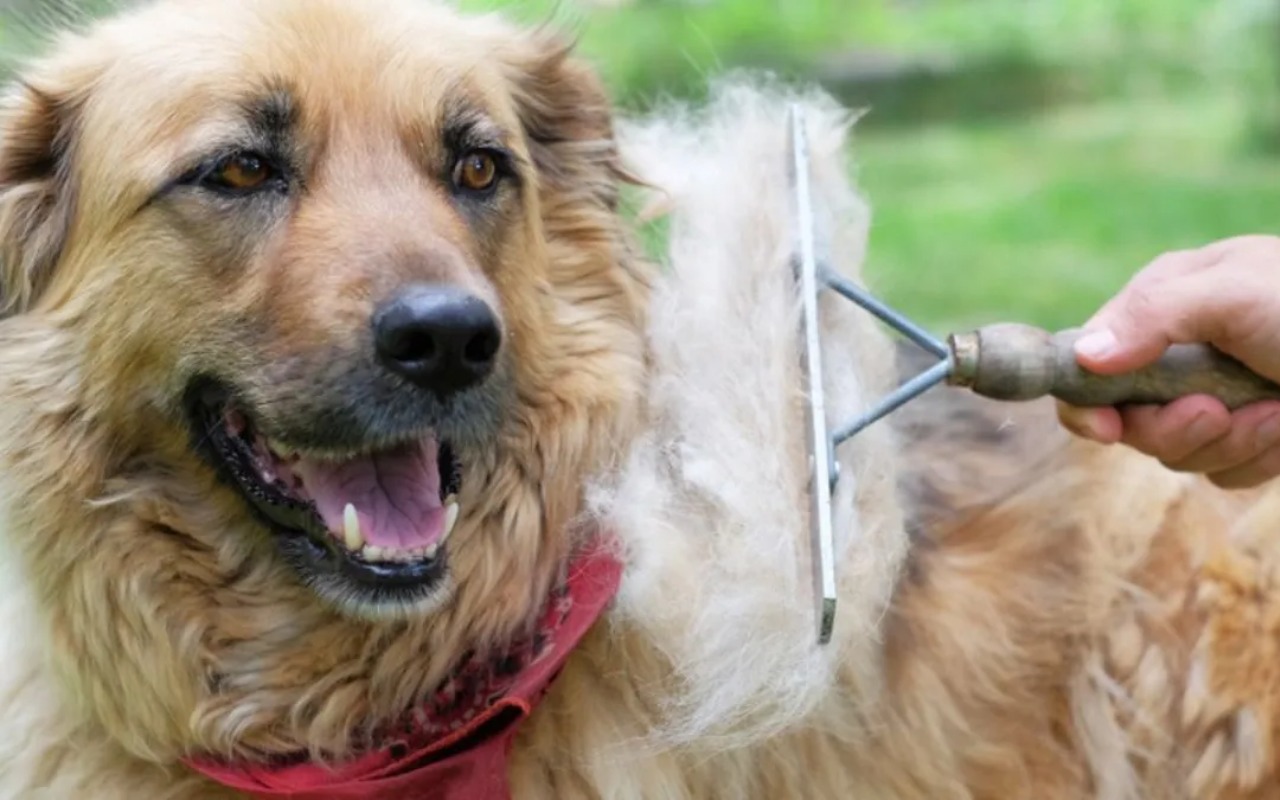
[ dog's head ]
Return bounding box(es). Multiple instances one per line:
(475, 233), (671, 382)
(0, 0), (648, 748)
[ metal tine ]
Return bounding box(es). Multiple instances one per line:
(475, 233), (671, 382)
(823, 271), (949, 359)
(831, 358), (952, 445)
(816, 261), (955, 444)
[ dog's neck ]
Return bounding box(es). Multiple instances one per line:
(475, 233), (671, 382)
(182, 537), (624, 799)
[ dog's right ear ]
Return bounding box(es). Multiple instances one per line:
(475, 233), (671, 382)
(499, 29), (636, 209)
(0, 72), (86, 318)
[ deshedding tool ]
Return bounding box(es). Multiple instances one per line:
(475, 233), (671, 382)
(788, 107), (1280, 645)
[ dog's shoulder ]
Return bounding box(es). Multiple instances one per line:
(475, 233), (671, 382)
(886, 342), (1280, 797)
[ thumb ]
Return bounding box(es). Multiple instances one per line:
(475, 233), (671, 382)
(1071, 272), (1229, 376)
(1072, 314), (1174, 378)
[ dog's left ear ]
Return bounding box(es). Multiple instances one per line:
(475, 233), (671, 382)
(0, 76), (82, 319)
(0, 42), (102, 319)
(503, 31), (631, 206)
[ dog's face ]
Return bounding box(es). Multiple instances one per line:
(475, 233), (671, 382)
(0, 0), (647, 628)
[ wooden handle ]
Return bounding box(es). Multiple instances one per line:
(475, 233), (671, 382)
(947, 323), (1280, 409)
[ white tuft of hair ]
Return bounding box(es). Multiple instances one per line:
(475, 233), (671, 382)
(589, 76), (911, 750)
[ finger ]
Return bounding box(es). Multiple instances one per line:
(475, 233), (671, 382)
(1158, 402), (1280, 474)
(1209, 443), (1280, 490)
(1056, 402), (1123, 444)
(1116, 396), (1232, 463)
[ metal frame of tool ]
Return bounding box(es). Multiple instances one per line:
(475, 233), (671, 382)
(789, 106), (954, 645)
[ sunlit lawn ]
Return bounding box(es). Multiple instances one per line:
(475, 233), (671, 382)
(857, 90), (1280, 333)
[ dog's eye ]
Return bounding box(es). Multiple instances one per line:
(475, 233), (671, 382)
(453, 151), (499, 194)
(207, 152), (279, 193)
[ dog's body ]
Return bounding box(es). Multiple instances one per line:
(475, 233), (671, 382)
(0, 1), (1277, 798)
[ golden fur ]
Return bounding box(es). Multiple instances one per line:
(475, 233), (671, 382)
(0, 1), (1278, 798)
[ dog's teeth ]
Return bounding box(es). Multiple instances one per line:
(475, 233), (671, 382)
(362, 545), (385, 561)
(443, 500), (459, 541)
(424, 543), (440, 560)
(343, 504), (365, 551)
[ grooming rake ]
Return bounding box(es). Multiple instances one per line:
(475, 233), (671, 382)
(787, 107), (1280, 645)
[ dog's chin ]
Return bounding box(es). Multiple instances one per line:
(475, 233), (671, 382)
(185, 380), (470, 620)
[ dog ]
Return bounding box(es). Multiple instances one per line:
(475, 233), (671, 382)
(0, 1), (1277, 798)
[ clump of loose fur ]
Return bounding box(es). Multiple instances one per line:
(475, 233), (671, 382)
(588, 77), (910, 749)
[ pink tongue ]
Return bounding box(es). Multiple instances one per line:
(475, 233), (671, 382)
(291, 440), (445, 551)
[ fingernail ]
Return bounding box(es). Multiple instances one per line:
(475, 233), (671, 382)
(1075, 329), (1117, 360)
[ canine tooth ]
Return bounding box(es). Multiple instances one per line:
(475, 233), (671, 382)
(424, 543), (440, 560)
(443, 501), (459, 541)
(343, 504), (365, 551)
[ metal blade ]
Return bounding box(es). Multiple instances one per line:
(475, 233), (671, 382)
(788, 105), (838, 645)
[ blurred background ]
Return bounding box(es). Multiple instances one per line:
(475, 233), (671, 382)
(5, 0), (1280, 333)
(456, 0), (1280, 333)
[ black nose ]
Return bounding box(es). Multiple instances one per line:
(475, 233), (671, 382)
(373, 285), (502, 395)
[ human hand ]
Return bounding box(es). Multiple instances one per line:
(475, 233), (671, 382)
(1056, 235), (1280, 489)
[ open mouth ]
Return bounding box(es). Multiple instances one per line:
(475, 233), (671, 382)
(191, 388), (462, 606)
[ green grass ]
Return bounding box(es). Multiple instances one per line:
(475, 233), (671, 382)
(857, 91), (1280, 333)
(458, 0), (1276, 110)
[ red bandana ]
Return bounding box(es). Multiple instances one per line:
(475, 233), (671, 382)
(184, 541), (623, 800)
